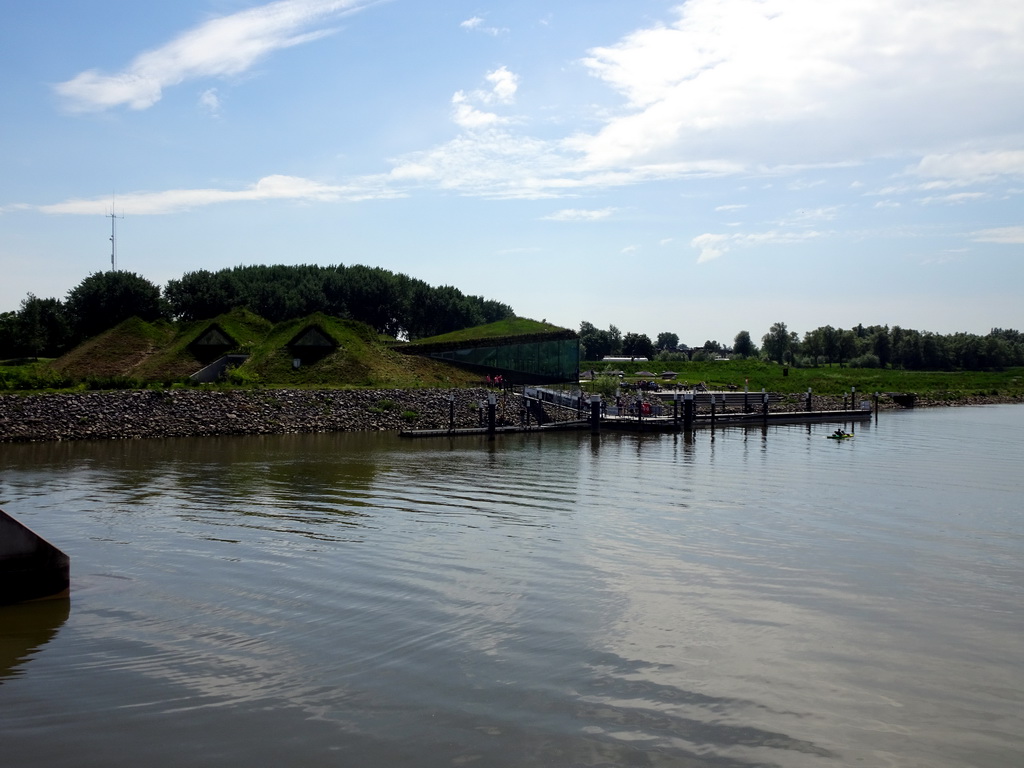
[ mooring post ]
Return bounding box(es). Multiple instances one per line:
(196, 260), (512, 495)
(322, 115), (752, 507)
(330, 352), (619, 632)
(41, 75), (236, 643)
(807, 387), (813, 412)
(874, 391), (879, 418)
(851, 386), (856, 412)
(762, 388), (769, 422)
(683, 393), (694, 429)
(449, 393), (455, 433)
(487, 393), (496, 437)
(710, 394), (716, 427)
(744, 378), (749, 412)
(673, 393), (680, 428)
(590, 394), (601, 434)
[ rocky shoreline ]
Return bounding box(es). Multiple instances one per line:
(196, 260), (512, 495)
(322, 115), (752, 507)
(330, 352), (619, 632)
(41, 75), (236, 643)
(0, 388), (1019, 443)
(0, 388), (560, 443)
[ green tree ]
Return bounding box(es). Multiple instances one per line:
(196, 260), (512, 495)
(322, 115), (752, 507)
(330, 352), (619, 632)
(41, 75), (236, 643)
(656, 332), (679, 351)
(580, 322), (623, 359)
(65, 271), (165, 342)
(0, 311), (18, 358)
(802, 328), (824, 365)
(733, 330), (756, 358)
(164, 269), (237, 321)
(837, 329), (856, 367)
(16, 294), (71, 358)
(622, 332), (655, 359)
(872, 327), (892, 368)
(608, 325), (623, 355)
(761, 321), (791, 364)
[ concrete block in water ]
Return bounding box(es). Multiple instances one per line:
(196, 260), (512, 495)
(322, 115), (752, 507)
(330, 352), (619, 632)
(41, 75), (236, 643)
(0, 509), (70, 605)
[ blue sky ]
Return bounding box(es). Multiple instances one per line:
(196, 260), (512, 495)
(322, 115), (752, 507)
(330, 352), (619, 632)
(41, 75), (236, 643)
(2, 0), (1022, 345)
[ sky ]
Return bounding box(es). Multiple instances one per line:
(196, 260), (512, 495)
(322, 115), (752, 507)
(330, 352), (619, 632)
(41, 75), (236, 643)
(2, 0), (1022, 346)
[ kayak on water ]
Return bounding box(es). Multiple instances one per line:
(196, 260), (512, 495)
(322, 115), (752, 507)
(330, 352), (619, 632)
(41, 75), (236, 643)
(827, 432), (853, 439)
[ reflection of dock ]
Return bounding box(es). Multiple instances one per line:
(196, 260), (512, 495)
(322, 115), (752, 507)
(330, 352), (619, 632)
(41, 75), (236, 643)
(600, 408), (870, 432)
(0, 598), (70, 682)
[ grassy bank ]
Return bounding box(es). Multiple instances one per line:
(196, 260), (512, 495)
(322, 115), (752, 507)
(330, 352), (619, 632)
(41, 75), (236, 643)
(583, 359), (1024, 400)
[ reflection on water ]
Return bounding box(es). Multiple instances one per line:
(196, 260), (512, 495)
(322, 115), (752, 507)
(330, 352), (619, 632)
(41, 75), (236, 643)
(0, 599), (70, 683)
(0, 407), (1022, 767)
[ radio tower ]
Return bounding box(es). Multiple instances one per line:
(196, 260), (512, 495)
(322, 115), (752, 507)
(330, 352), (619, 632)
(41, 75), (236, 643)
(107, 195), (123, 271)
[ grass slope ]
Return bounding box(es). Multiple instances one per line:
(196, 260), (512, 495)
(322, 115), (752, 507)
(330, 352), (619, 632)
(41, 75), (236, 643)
(584, 358), (1024, 399)
(50, 317), (178, 380)
(407, 318), (570, 346)
(239, 313), (479, 388)
(44, 310), (483, 389)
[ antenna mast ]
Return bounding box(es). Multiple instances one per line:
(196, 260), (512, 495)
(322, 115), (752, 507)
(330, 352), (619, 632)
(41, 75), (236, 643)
(107, 195), (123, 271)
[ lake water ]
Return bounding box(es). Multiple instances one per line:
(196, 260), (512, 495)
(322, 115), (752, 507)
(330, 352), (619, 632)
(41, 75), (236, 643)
(1, 405), (1022, 767)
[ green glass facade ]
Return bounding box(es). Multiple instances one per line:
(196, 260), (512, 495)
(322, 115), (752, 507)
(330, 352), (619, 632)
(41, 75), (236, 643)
(427, 337), (579, 383)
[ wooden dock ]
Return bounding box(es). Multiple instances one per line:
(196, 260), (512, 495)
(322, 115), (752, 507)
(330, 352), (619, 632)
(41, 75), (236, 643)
(401, 408), (871, 438)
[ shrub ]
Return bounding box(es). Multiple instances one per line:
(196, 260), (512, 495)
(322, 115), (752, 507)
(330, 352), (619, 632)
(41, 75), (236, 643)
(589, 375), (620, 399)
(226, 367), (260, 386)
(849, 354), (881, 369)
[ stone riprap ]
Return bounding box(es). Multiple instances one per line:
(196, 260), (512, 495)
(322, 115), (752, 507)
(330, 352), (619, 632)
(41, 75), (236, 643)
(0, 389), (575, 443)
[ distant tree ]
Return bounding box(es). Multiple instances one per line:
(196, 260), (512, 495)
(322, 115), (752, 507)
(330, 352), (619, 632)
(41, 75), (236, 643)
(579, 321), (616, 360)
(788, 331), (801, 364)
(65, 271), (165, 342)
(837, 329), (856, 367)
(656, 332), (679, 351)
(162, 264), (513, 336)
(164, 269), (237, 321)
(622, 332), (655, 359)
(872, 327), (891, 368)
(690, 348), (712, 362)
(820, 325), (839, 365)
(802, 327), (824, 365)
(608, 325), (623, 355)
(16, 294), (71, 358)
(761, 322), (791, 364)
(0, 312), (17, 358)
(733, 330), (756, 358)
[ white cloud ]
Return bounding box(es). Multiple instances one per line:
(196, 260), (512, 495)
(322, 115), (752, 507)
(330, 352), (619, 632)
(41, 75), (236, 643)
(908, 150), (1024, 187)
(55, 0), (373, 112)
(486, 66), (519, 103)
(917, 192), (988, 205)
(459, 15), (505, 36)
(973, 226), (1024, 244)
(34, 174), (399, 215)
(451, 92), (502, 129)
(450, 67), (519, 129)
(198, 88), (221, 116)
(715, 204), (746, 212)
(573, 0), (1024, 170)
(782, 206), (840, 225)
(543, 208), (616, 222)
(691, 229), (823, 263)
(691, 233), (730, 263)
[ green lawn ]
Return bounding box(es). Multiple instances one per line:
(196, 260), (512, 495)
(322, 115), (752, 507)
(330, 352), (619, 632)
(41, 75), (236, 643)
(583, 359), (1024, 398)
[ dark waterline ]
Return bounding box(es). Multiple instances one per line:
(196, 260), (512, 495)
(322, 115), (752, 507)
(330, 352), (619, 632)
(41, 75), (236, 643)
(1, 406), (1022, 767)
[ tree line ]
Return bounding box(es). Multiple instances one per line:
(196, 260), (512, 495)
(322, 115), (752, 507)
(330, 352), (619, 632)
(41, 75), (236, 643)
(0, 265), (515, 359)
(580, 320), (1024, 371)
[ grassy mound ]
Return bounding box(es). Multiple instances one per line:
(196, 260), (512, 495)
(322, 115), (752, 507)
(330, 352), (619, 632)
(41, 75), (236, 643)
(41, 310), (487, 390)
(50, 317), (178, 380)
(238, 313), (480, 388)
